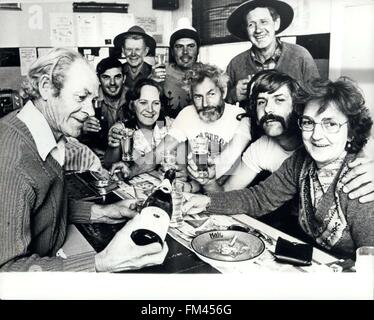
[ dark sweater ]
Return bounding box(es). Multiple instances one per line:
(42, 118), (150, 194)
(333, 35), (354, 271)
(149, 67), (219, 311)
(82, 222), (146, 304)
(226, 41), (320, 104)
(208, 149), (374, 259)
(0, 112), (95, 271)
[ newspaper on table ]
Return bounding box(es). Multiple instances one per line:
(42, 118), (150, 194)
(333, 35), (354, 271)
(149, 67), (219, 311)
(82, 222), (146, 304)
(168, 196), (336, 273)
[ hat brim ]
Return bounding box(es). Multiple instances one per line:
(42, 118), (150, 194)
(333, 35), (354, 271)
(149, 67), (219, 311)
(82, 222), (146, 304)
(227, 0), (294, 40)
(113, 31), (156, 56)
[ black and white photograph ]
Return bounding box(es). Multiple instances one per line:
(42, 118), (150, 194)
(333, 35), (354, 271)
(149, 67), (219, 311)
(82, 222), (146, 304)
(0, 0), (373, 304)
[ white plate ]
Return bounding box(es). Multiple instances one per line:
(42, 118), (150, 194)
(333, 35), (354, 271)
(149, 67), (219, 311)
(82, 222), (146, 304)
(191, 230), (265, 264)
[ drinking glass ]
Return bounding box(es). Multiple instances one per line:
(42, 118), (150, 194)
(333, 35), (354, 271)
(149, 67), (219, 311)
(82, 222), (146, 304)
(133, 182), (155, 212)
(121, 128), (135, 162)
(355, 246), (374, 275)
(191, 136), (209, 177)
(170, 191), (184, 228)
(155, 53), (168, 69)
(161, 150), (177, 172)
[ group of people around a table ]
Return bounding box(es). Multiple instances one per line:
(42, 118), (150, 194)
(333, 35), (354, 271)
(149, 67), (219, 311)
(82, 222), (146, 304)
(1, 0), (373, 272)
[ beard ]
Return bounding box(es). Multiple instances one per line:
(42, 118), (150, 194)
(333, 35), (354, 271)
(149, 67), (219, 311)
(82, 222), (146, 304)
(197, 100), (225, 123)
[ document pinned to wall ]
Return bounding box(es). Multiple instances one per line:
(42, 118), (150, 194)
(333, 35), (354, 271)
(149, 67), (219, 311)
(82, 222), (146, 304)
(50, 13), (75, 47)
(101, 13), (134, 46)
(135, 16), (157, 33)
(19, 48), (37, 76)
(76, 14), (100, 47)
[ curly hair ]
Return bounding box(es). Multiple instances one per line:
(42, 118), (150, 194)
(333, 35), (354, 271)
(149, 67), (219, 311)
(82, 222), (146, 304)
(295, 77), (373, 153)
(237, 69), (307, 141)
(120, 78), (167, 129)
(182, 63), (229, 96)
(22, 48), (85, 101)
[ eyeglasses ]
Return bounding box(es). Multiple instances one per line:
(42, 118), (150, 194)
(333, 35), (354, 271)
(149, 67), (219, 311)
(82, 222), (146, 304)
(298, 116), (348, 134)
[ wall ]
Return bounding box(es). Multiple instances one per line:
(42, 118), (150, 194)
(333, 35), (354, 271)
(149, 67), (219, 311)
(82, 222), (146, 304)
(0, 0), (174, 90)
(0, 0), (172, 47)
(197, 0), (332, 70)
(330, 0), (374, 120)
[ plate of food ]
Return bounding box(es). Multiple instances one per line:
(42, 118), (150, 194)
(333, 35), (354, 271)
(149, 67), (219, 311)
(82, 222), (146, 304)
(191, 230), (265, 264)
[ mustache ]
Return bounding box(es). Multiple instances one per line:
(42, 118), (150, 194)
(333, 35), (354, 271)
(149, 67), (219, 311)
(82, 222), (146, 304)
(180, 54), (192, 59)
(259, 114), (287, 129)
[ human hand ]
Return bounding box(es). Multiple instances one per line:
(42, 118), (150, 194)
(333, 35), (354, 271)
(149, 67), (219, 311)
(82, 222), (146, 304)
(181, 194), (211, 215)
(108, 122), (125, 148)
(342, 157), (374, 203)
(186, 153), (216, 186)
(110, 161), (131, 180)
(159, 162), (188, 181)
(235, 77), (251, 102)
(83, 116), (101, 133)
(91, 199), (138, 224)
(95, 217), (169, 272)
(151, 65), (166, 82)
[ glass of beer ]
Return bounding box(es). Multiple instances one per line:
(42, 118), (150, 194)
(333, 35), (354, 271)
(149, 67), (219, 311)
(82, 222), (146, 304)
(191, 136), (209, 177)
(155, 53), (168, 69)
(121, 128), (135, 162)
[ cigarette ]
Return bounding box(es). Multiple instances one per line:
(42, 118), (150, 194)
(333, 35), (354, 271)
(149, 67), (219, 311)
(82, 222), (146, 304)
(111, 168), (121, 175)
(229, 235), (238, 247)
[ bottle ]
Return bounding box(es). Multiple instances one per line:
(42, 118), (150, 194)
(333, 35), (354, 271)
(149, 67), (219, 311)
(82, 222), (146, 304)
(130, 169), (176, 245)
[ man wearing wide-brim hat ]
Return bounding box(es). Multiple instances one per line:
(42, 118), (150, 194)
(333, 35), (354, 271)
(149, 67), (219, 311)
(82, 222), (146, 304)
(113, 25), (156, 90)
(225, 0), (319, 104)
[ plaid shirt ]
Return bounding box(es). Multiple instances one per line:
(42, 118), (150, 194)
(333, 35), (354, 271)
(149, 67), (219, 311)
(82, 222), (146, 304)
(250, 39), (283, 71)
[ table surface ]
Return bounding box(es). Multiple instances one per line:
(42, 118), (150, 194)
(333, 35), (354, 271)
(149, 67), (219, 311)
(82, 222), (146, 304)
(62, 170), (347, 273)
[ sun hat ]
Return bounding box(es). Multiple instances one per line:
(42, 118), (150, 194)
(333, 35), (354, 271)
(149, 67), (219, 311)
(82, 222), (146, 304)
(227, 0), (294, 40)
(113, 25), (156, 56)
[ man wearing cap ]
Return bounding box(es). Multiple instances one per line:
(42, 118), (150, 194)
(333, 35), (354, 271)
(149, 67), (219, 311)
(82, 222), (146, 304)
(225, 0), (319, 104)
(152, 23), (201, 118)
(113, 25), (156, 91)
(81, 56), (128, 151)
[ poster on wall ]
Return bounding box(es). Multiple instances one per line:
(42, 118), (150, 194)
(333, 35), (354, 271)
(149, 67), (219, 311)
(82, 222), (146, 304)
(19, 47), (37, 76)
(76, 14), (100, 47)
(50, 13), (75, 47)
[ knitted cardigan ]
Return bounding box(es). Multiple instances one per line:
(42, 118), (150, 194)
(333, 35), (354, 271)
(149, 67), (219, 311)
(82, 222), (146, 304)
(0, 111), (96, 271)
(207, 148), (374, 259)
(225, 41), (320, 104)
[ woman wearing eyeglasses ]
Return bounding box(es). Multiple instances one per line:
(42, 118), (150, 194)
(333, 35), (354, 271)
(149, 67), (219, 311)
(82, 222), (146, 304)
(184, 77), (374, 259)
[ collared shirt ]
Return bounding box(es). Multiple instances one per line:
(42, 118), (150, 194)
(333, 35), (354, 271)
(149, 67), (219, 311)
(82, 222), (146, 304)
(97, 85), (128, 129)
(133, 118), (173, 157)
(17, 100), (66, 166)
(122, 62), (152, 90)
(250, 39), (283, 71)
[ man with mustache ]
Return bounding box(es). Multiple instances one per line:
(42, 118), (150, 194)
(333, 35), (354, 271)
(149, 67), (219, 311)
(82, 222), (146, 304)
(113, 25), (156, 91)
(189, 70), (374, 205)
(81, 57), (128, 151)
(0, 48), (168, 272)
(112, 63), (251, 184)
(225, 0), (319, 105)
(152, 19), (201, 118)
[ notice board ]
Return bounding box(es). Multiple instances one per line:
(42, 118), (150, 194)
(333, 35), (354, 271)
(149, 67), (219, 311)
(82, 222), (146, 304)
(192, 0), (247, 45)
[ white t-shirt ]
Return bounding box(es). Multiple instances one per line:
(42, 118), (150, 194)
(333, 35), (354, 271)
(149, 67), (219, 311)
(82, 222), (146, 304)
(168, 103), (251, 177)
(242, 135), (295, 173)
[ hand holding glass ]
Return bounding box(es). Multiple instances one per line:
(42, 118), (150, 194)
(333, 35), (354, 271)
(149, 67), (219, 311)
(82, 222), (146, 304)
(121, 128), (135, 162)
(191, 137), (209, 177)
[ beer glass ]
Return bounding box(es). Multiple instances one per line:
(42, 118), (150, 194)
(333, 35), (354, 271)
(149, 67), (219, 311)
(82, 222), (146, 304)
(121, 128), (135, 162)
(161, 150), (177, 172)
(191, 136), (209, 177)
(155, 53), (168, 69)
